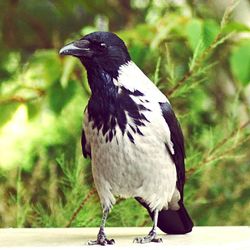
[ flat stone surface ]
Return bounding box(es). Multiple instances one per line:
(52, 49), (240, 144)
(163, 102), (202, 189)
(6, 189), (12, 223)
(0, 227), (249, 249)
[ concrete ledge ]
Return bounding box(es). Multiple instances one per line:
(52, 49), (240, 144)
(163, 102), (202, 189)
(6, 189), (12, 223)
(0, 226), (249, 249)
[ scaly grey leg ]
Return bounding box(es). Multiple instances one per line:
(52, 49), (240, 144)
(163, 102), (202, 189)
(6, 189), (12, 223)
(133, 209), (163, 244)
(87, 207), (115, 246)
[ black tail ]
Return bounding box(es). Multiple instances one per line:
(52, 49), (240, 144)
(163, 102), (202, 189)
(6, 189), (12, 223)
(157, 202), (193, 234)
(136, 198), (193, 234)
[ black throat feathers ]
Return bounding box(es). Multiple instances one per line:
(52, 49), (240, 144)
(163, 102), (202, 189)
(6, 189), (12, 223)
(85, 66), (150, 144)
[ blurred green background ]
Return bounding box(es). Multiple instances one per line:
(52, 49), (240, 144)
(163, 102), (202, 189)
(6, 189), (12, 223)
(0, 0), (249, 228)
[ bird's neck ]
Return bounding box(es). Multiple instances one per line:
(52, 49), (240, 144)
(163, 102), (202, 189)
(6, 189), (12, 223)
(86, 67), (118, 99)
(85, 61), (150, 138)
(85, 65), (119, 125)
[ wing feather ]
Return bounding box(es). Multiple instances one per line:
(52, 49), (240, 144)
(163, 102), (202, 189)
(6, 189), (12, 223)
(159, 102), (185, 199)
(81, 129), (91, 158)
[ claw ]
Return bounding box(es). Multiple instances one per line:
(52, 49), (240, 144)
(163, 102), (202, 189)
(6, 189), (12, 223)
(87, 231), (115, 246)
(133, 230), (163, 244)
(88, 238), (115, 246)
(133, 236), (163, 244)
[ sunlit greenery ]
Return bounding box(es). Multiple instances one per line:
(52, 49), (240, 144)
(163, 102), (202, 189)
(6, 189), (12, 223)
(0, 0), (249, 228)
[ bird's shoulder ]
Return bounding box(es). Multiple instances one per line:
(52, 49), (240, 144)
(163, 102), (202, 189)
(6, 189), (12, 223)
(117, 61), (168, 103)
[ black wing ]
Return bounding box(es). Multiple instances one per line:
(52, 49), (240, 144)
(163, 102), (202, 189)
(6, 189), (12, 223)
(81, 129), (91, 158)
(159, 102), (185, 199)
(136, 102), (193, 234)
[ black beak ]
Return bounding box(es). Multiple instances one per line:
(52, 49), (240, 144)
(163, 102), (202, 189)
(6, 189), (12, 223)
(59, 39), (91, 57)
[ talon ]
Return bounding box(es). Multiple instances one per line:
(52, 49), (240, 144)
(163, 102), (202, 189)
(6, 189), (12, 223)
(108, 239), (115, 244)
(133, 234), (163, 244)
(133, 237), (140, 243)
(152, 237), (163, 243)
(100, 240), (106, 246)
(87, 237), (115, 246)
(87, 240), (98, 245)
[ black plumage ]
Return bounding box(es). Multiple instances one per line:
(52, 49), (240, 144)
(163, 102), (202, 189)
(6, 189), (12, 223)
(160, 102), (186, 197)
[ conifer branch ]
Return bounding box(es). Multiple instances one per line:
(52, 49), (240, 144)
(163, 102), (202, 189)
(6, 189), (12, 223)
(65, 188), (97, 228)
(187, 120), (250, 176)
(166, 1), (238, 97)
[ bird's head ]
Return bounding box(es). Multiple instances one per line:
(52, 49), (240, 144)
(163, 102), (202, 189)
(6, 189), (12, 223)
(59, 31), (131, 78)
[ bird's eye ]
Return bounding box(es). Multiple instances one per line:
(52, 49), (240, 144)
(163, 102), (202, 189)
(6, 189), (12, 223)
(100, 43), (107, 48)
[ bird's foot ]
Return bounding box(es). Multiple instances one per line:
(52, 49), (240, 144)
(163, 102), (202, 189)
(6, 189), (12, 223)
(133, 229), (163, 244)
(87, 231), (115, 246)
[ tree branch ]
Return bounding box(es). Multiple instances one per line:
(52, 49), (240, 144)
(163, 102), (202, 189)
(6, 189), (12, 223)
(0, 88), (45, 105)
(187, 120), (250, 177)
(166, 1), (238, 97)
(65, 188), (97, 228)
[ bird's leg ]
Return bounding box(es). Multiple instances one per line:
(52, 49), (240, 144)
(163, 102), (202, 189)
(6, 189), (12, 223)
(133, 209), (163, 244)
(87, 207), (115, 246)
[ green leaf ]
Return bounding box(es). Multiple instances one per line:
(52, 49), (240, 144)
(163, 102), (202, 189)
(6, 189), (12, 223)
(129, 43), (148, 65)
(230, 42), (250, 86)
(27, 102), (42, 120)
(186, 19), (203, 51)
(0, 103), (19, 127)
(223, 22), (250, 34)
(3, 52), (21, 74)
(24, 50), (61, 88)
(47, 80), (76, 114)
(202, 20), (220, 48)
(189, 39), (204, 71)
(60, 57), (76, 88)
(154, 57), (161, 86)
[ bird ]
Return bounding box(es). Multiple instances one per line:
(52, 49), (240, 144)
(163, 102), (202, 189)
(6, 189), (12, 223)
(59, 31), (193, 245)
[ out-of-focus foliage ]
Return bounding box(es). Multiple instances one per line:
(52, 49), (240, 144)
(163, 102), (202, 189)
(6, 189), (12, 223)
(0, 0), (249, 228)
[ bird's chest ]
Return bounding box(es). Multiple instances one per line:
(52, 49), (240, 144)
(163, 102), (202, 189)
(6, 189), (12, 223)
(83, 102), (172, 198)
(84, 112), (146, 194)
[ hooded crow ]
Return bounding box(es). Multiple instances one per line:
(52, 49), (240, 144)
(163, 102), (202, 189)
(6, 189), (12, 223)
(59, 31), (193, 245)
